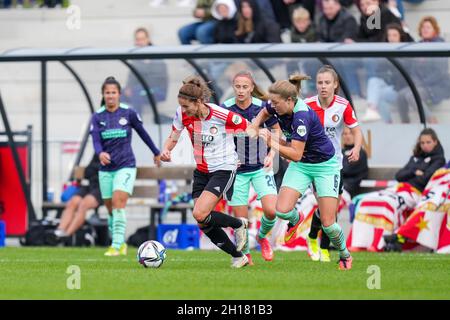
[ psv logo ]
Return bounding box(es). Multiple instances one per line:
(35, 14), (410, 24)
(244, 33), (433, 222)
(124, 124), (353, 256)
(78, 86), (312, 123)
(297, 125), (307, 137)
(232, 114), (242, 125)
(119, 117), (128, 126)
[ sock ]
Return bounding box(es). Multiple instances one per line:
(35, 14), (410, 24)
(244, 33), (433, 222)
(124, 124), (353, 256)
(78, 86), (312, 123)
(308, 209), (322, 239)
(258, 215), (277, 239)
(202, 211), (242, 229)
(201, 226), (242, 258)
(108, 214), (113, 236)
(276, 208), (299, 226)
(322, 223), (350, 259)
(112, 208), (127, 250)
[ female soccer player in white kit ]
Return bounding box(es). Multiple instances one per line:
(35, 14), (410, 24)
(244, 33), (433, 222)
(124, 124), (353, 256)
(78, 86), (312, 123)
(160, 76), (251, 268)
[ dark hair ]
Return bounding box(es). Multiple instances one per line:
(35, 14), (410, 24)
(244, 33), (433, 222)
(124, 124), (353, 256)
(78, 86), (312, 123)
(134, 27), (152, 45)
(235, 0), (261, 37)
(178, 76), (212, 102)
(316, 65), (340, 94)
(101, 76), (121, 106)
(413, 128), (441, 156)
(233, 70), (269, 101)
(383, 23), (410, 42)
(102, 76), (121, 93)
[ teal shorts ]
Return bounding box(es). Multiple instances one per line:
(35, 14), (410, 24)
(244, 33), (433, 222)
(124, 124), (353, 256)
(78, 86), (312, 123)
(281, 156), (340, 198)
(98, 167), (137, 199)
(228, 168), (277, 207)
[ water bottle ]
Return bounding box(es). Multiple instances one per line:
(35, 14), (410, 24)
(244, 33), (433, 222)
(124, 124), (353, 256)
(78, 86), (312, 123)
(158, 180), (167, 203)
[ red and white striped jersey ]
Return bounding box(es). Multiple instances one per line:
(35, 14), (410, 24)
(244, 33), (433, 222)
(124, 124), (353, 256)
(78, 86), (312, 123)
(304, 95), (358, 167)
(172, 103), (249, 173)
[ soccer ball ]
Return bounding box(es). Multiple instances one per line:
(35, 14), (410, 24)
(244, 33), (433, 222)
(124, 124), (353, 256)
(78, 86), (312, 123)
(137, 240), (167, 268)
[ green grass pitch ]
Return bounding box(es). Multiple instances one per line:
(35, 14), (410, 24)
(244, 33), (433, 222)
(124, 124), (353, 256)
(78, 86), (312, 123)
(0, 247), (449, 300)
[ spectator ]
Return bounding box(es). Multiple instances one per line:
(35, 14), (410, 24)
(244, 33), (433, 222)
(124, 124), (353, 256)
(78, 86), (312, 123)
(362, 23), (413, 122)
(271, 0), (315, 30)
(212, 0), (238, 43)
(178, 0), (217, 44)
(318, 0), (361, 97)
(385, 159), (450, 253)
(235, 0), (282, 43)
(355, 0), (402, 43)
(395, 128), (445, 192)
(290, 6), (317, 43)
(342, 127), (369, 197)
(397, 16), (450, 123)
(318, 0), (358, 43)
(121, 28), (169, 119)
(51, 154), (103, 242)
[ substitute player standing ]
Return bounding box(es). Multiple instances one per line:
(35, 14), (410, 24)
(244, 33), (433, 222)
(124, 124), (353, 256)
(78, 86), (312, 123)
(90, 76), (161, 256)
(160, 76), (250, 268)
(222, 70), (281, 264)
(248, 74), (353, 270)
(304, 65), (362, 262)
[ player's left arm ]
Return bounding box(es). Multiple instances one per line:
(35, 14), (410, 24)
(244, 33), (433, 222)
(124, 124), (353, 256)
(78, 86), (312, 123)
(344, 104), (362, 163)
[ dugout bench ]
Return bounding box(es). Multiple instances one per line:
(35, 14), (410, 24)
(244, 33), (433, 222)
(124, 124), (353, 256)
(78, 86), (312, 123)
(42, 165), (196, 239)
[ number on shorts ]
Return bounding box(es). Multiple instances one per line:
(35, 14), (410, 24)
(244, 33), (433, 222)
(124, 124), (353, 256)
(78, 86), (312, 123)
(266, 175), (275, 189)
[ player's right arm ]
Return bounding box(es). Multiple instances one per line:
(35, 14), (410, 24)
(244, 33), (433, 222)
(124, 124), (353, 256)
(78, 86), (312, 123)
(161, 107), (184, 162)
(90, 114), (111, 166)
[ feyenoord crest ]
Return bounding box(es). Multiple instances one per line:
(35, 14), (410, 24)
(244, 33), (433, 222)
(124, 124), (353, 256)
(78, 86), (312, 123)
(232, 114), (242, 125)
(119, 117), (128, 125)
(209, 126), (218, 135)
(297, 125), (307, 137)
(332, 114), (340, 122)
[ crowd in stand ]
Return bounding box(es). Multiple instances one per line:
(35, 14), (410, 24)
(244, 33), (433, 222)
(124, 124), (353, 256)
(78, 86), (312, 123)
(177, 0), (434, 45)
(0, 0), (68, 8)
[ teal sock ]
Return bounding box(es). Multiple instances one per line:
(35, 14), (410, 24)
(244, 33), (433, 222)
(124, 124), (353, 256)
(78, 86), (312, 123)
(112, 208), (127, 250)
(322, 223), (350, 259)
(108, 215), (113, 236)
(276, 208), (299, 226)
(258, 215), (277, 239)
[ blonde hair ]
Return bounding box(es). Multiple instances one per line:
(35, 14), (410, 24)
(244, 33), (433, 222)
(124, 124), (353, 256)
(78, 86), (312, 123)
(178, 76), (212, 102)
(233, 70), (269, 101)
(268, 73), (311, 100)
(292, 7), (310, 22)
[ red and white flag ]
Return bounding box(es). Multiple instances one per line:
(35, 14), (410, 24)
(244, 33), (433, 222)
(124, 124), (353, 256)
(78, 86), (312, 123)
(347, 183), (421, 251)
(397, 167), (450, 252)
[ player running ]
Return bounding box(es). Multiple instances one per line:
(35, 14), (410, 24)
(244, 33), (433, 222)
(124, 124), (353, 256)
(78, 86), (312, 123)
(247, 74), (353, 270)
(160, 76), (250, 268)
(304, 65), (362, 262)
(222, 70), (281, 264)
(90, 76), (161, 256)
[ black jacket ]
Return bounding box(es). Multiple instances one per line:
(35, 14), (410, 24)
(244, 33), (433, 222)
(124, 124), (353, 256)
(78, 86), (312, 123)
(318, 8), (358, 42)
(291, 24), (317, 43)
(215, 17), (238, 43)
(342, 145), (369, 196)
(395, 144), (446, 192)
(236, 0), (281, 43)
(357, 5), (402, 42)
(84, 154), (101, 190)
